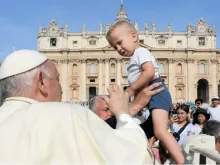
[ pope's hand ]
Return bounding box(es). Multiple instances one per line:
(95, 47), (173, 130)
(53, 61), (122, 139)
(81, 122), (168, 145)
(129, 82), (165, 116)
(106, 85), (129, 116)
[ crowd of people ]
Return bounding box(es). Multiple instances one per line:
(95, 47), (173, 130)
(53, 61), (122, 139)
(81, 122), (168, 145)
(0, 19), (219, 165)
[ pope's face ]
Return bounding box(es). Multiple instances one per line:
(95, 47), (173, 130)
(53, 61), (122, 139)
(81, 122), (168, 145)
(44, 60), (62, 102)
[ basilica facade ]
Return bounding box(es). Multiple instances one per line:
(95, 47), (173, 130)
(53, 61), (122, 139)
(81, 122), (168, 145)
(37, 4), (219, 103)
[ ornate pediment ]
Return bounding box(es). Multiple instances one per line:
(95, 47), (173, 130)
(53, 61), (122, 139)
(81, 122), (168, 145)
(38, 20), (64, 37)
(188, 18), (216, 36)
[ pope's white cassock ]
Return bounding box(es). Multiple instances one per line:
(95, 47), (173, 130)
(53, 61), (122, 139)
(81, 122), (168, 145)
(0, 97), (154, 164)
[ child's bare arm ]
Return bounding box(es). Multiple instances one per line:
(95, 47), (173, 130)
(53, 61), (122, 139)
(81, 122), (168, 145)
(126, 62), (155, 97)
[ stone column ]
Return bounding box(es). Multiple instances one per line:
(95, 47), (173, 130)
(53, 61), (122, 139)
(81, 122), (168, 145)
(80, 59), (87, 101)
(98, 59), (103, 95)
(168, 59), (175, 101)
(105, 59), (110, 94)
(187, 58), (195, 101)
(116, 59), (121, 85)
(60, 59), (68, 102)
(211, 59), (218, 96)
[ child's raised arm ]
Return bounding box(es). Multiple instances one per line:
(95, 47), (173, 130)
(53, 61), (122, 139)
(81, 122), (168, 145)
(126, 62), (155, 97)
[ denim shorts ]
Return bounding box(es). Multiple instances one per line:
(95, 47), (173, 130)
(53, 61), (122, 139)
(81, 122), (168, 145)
(140, 78), (172, 139)
(147, 77), (172, 112)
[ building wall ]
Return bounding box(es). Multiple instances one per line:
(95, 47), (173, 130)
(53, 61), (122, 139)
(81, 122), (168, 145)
(38, 18), (218, 103)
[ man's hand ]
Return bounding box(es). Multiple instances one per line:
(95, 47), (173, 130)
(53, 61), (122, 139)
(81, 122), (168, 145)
(103, 85), (129, 116)
(129, 82), (164, 116)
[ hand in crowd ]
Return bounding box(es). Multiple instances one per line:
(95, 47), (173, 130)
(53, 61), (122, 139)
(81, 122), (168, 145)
(168, 115), (178, 126)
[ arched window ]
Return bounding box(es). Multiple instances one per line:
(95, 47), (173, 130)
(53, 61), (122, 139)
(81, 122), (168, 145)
(90, 63), (96, 74)
(177, 88), (182, 98)
(72, 64), (77, 75)
(124, 63), (129, 73)
(158, 63), (164, 73)
(111, 63), (116, 73)
(199, 63), (205, 74)
(177, 63), (182, 74)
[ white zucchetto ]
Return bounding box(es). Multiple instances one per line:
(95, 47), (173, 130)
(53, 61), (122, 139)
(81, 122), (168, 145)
(0, 50), (48, 80)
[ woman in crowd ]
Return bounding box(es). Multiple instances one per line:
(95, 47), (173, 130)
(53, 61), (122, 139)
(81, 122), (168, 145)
(192, 108), (210, 134)
(170, 104), (196, 145)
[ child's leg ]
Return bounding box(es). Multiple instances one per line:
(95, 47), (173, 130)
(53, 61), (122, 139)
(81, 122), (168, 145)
(152, 109), (184, 164)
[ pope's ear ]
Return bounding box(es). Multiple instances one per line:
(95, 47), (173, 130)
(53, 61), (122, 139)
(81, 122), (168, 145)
(36, 71), (48, 95)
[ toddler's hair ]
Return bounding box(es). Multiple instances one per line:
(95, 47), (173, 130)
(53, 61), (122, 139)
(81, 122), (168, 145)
(106, 19), (137, 41)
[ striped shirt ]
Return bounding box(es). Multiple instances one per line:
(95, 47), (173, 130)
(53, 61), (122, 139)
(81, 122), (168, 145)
(127, 47), (159, 85)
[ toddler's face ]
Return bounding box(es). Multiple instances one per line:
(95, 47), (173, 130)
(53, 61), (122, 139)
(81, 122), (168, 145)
(108, 25), (137, 57)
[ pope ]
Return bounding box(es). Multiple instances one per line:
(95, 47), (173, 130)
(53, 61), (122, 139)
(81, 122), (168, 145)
(0, 50), (164, 164)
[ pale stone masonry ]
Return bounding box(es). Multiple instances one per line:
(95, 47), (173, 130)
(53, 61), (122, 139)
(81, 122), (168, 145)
(37, 3), (219, 103)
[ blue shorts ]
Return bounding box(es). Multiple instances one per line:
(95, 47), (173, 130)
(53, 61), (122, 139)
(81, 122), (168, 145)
(140, 78), (172, 139)
(147, 78), (172, 112)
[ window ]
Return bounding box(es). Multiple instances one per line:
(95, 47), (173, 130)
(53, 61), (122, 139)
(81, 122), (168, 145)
(199, 64), (205, 74)
(139, 40), (144, 44)
(90, 64), (96, 74)
(177, 88), (183, 98)
(72, 64), (77, 75)
(199, 37), (205, 46)
(177, 40), (182, 46)
(89, 40), (96, 45)
(111, 79), (115, 83)
(158, 40), (165, 45)
(73, 41), (78, 46)
(50, 38), (57, 47)
(158, 63), (165, 73)
(177, 63), (182, 74)
(111, 63), (116, 73)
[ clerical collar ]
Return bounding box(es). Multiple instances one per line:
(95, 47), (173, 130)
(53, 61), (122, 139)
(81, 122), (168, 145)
(5, 97), (38, 104)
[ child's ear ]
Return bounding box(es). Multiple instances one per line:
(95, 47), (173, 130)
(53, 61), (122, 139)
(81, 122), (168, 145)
(131, 32), (138, 42)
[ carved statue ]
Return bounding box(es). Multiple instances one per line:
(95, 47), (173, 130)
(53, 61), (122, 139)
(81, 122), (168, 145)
(187, 22), (191, 33)
(152, 23), (156, 32)
(50, 20), (57, 26)
(100, 24), (103, 33)
(209, 25), (216, 35)
(134, 21), (138, 31)
(83, 24), (86, 32)
(144, 23), (148, 32)
(106, 24), (110, 32)
(168, 23), (172, 32)
(64, 24), (68, 32)
(39, 26), (42, 33)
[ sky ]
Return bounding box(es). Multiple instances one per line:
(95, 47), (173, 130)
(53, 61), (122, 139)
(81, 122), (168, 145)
(0, 0), (220, 60)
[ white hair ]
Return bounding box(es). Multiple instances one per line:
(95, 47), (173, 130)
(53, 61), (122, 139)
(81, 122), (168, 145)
(200, 103), (209, 110)
(89, 95), (109, 113)
(0, 61), (51, 105)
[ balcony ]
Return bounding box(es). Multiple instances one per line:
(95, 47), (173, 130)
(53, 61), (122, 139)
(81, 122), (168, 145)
(87, 73), (98, 78)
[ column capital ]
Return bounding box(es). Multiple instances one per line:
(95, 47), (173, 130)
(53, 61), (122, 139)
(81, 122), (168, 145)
(104, 58), (110, 63)
(168, 58), (175, 63)
(80, 59), (87, 63)
(186, 58), (195, 63)
(210, 59), (218, 64)
(60, 59), (69, 64)
(116, 58), (122, 63)
(98, 59), (104, 63)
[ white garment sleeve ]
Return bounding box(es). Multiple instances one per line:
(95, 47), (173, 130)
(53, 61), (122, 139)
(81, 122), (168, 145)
(116, 114), (145, 135)
(135, 48), (153, 66)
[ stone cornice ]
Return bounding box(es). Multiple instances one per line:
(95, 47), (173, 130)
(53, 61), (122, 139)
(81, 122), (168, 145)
(210, 59), (218, 64)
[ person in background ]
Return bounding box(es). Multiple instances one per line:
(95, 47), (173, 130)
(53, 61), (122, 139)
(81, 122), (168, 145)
(208, 96), (220, 121)
(192, 108), (210, 134)
(195, 98), (203, 111)
(170, 104), (196, 145)
(202, 120), (220, 153)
